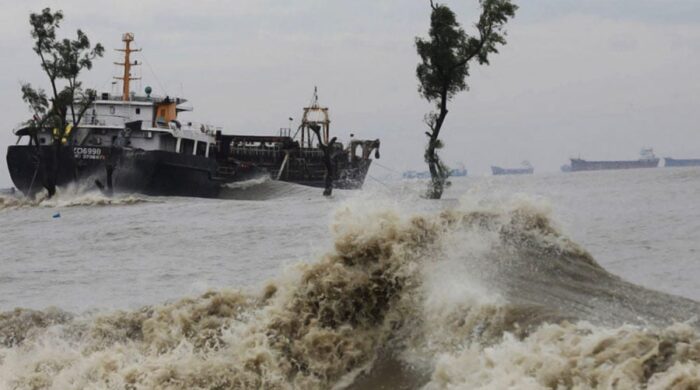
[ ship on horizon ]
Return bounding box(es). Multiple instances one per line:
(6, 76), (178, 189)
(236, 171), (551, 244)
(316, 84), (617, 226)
(6, 34), (380, 198)
(491, 161), (533, 176)
(664, 157), (700, 168)
(567, 148), (659, 172)
(402, 163), (467, 179)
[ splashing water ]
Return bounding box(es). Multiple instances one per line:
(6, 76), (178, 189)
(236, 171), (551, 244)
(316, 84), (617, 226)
(1, 198), (700, 389)
(222, 176), (272, 190)
(219, 177), (323, 201)
(0, 183), (150, 211)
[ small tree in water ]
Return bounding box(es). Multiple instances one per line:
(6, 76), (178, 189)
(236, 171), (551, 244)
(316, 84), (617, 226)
(309, 125), (338, 196)
(21, 8), (104, 197)
(416, 0), (516, 199)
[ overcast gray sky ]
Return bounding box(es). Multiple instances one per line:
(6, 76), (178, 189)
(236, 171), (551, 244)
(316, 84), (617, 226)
(2, 0), (700, 187)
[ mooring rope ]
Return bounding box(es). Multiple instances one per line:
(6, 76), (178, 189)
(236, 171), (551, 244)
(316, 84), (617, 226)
(372, 161), (401, 174)
(367, 174), (393, 192)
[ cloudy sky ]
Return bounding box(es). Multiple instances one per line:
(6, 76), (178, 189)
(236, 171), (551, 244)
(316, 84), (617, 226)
(1, 0), (699, 187)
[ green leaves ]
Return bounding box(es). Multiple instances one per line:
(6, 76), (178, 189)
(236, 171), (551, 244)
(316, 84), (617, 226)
(416, 0), (516, 199)
(416, 4), (468, 102)
(29, 8), (63, 57)
(415, 0), (517, 104)
(20, 84), (48, 119)
(474, 0), (518, 65)
(53, 29), (104, 79)
(23, 8), (104, 135)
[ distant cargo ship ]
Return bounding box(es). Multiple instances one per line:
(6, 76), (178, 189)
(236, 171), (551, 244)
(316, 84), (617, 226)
(450, 163), (468, 177)
(402, 170), (429, 179)
(569, 149), (659, 172)
(402, 164), (467, 179)
(491, 161), (533, 175)
(664, 157), (700, 167)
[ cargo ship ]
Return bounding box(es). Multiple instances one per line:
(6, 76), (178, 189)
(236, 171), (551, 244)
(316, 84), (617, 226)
(450, 163), (468, 177)
(664, 157), (700, 168)
(6, 33), (379, 198)
(402, 164), (467, 179)
(568, 149), (659, 172)
(491, 161), (533, 175)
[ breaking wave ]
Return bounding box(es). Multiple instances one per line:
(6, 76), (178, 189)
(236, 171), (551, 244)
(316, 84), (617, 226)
(0, 184), (150, 211)
(222, 175), (272, 190)
(0, 193), (35, 210)
(220, 176), (321, 200)
(2, 198), (700, 389)
(39, 192), (149, 208)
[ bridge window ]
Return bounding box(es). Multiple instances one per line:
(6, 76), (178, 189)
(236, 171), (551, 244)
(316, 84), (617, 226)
(181, 139), (194, 155)
(196, 141), (207, 156)
(135, 108), (141, 115)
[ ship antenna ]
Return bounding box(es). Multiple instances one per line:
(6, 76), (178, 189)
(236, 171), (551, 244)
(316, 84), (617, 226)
(114, 33), (141, 101)
(309, 86), (319, 108)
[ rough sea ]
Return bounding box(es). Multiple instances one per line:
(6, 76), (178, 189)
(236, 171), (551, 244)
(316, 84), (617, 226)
(1, 167), (700, 389)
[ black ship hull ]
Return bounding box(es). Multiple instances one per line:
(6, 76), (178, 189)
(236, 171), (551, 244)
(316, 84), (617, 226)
(218, 134), (376, 191)
(277, 159), (372, 189)
(6, 145), (258, 198)
(664, 158), (700, 167)
(569, 158), (659, 172)
(7, 143), (372, 198)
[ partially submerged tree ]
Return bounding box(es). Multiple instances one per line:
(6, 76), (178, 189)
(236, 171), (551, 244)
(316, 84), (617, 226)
(416, 0), (516, 199)
(21, 8), (104, 197)
(310, 125), (338, 196)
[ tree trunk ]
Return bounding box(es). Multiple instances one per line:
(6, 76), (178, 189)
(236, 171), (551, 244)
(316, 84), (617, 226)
(426, 138), (444, 199)
(310, 125), (337, 197)
(322, 137), (337, 197)
(44, 141), (60, 197)
(425, 90), (449, 199)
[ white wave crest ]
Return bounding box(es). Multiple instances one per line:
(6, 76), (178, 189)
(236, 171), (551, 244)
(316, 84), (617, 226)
(2, 198), (700, 389)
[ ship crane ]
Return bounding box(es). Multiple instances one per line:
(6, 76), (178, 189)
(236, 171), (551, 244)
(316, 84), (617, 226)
(297, 87), (330, 148)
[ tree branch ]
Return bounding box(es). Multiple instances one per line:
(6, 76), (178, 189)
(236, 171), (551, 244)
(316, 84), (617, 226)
(74, 91), (95, 126)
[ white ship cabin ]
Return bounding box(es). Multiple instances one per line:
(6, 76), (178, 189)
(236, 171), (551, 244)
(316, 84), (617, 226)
(75, 90), (219, 157)
(640, 148), (657, 161)
(14, 32), (219, 158)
